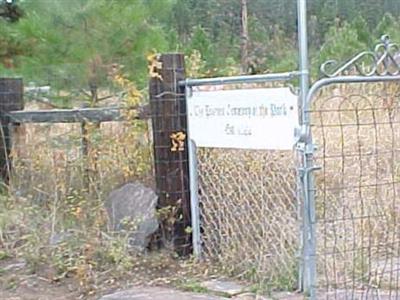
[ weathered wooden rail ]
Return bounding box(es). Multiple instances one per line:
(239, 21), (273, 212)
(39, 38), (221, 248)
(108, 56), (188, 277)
(7, 105), (149, 124)
(9, 107), (124, 123)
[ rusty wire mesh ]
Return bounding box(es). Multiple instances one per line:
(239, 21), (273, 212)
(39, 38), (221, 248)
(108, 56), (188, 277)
(197, 147), (299, 289)
(10, 119), (154, 202)
(310, 82), (400, 299)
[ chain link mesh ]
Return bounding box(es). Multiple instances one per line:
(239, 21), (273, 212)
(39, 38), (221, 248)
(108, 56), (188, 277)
(197, 147), (299, 288)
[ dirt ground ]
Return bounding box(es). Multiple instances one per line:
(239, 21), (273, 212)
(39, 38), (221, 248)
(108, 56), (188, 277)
(0, 258), (79, 300)
(0, 253), (315, 300)
(0, 255), (182, 300)
(0, 255), (226, 300)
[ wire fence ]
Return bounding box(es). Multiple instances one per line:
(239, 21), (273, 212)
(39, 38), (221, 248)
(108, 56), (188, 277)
(310, 82), (400, 299)
(190, 82), (300, 290)
(11, 119), (154, 203)
(5, 60), (154, 199)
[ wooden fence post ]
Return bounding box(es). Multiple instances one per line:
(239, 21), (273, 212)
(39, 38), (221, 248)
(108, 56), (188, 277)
(149, 54), (192, 256)
(0, 78), (24, 184)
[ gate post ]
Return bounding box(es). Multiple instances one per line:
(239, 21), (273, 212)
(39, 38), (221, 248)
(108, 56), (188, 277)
(0, 78), (24, 185)
(297, 0), (317, 298)
(149, 54), (192, 256)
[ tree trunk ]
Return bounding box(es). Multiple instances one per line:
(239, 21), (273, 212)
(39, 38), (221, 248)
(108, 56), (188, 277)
(240, 0), (249, 74)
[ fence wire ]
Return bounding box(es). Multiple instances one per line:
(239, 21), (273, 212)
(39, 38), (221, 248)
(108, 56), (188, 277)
(10, 120), (153, 201)
(309, 82), (400, 299)
(197, 147), (299, 289)
(3, 60), (155, 201)
(0, 65), (159, 283)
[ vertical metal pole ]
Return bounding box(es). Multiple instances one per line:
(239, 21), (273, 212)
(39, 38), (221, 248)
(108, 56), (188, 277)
(185, 86), (202, 257)
(189, 139), (201, 257)
(298, 1), (309, 124)
(298, 0), (317, 298)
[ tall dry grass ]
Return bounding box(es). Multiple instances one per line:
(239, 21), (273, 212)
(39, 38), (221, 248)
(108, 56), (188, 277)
(0, 101), (154, 294)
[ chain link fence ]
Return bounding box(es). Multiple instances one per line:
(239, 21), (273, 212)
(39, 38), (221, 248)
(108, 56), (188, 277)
(310, 82), (400, 299)
(198, 148), (298, 288)
(191, 83), (300, 290)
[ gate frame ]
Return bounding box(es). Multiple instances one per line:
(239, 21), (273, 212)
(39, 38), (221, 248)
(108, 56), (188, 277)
(181, 71), (300, 257)
(299, 34), (400, 299)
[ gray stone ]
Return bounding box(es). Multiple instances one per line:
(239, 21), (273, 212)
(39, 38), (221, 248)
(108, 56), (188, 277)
(98, 287), (227, 300)
(105, 182), (159, 251)
(201, 279), (247, 296)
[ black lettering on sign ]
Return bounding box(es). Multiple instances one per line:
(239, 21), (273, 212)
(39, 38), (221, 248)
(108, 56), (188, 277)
(270, 103), (287, 116)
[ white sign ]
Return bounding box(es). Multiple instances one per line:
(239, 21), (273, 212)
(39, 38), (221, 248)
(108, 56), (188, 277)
(187, 87), (299, 150)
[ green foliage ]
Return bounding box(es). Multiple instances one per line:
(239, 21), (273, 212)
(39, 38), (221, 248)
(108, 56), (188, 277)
(375, 13), (396, 36)
(1, 0), (400, 94)
(1, 0), (171, 89)
(189, 26), (213, 66)
(351, 15), (371, 45)
(374, 13), (400, 42)
(314, 22), (368, 77)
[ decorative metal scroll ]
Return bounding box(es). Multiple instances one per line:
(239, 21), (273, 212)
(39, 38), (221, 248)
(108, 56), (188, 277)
(320, 35), (400, 77)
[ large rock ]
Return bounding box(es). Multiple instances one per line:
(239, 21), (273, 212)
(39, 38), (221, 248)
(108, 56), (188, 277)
(105, 182), (159, 251)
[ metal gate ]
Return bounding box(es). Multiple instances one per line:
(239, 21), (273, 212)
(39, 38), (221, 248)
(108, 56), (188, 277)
(302, 35), (400, 299)
(182, 75), (301, 290)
